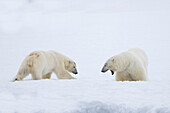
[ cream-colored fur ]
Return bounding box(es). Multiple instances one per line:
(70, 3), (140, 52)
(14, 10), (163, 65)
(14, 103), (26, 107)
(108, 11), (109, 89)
(102, 48), (148, 81)
(13, 50), (78, 82)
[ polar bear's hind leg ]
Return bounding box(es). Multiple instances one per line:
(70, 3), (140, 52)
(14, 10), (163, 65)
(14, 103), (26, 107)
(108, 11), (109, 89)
(42, 72), (52, 79)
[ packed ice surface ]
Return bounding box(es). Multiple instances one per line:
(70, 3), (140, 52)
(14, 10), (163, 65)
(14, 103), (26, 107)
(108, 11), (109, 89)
(0, 0), (170, 113)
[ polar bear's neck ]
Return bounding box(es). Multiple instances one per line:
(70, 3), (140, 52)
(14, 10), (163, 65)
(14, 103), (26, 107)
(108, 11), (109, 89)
(115, 52), (131, 72)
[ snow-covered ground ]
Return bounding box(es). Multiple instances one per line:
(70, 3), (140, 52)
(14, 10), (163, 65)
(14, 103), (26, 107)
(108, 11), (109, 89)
(0, 0), (170, 113)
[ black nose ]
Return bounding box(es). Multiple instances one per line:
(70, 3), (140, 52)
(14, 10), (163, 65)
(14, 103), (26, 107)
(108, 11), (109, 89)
(101, 67), (108, 73)
(74, 71), (78, 74)
(72, 68), (78, 74)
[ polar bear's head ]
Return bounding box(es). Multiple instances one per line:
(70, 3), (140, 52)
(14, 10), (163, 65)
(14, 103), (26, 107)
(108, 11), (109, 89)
(101, 55), (129, 75)
(65, 60), (78, 74)
(12, 67), (30, 82)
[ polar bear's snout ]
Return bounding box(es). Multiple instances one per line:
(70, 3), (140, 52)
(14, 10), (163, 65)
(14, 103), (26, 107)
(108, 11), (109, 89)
(12, 78), (18, 82)
(72, 67), (78, 74)
(101, 65), (108, 73)
(101, 66), (114, 75)
(101, 64), (115, 75)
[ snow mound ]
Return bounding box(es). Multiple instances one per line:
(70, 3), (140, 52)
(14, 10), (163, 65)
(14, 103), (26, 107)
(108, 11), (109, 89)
(67, 101), (170, 113)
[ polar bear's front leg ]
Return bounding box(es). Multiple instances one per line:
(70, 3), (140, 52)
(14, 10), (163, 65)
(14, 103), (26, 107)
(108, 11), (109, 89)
(42, 72), (52, 79)
(115, 72), (124, 81)
(116, 72), (133, 81)
(31, 71), (42, 80)
(54, 70), (75, 79)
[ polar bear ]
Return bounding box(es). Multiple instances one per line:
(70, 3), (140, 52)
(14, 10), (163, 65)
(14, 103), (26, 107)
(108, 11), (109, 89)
(101, 48), (148, 81)
(12, 50), (78, 82)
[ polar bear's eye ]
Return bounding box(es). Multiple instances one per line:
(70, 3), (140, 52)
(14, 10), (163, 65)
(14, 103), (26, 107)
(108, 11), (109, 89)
(112, 59), (114, 62)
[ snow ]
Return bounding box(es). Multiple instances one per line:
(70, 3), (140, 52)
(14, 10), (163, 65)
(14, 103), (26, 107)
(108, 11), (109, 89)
(0, 0), (170, 113)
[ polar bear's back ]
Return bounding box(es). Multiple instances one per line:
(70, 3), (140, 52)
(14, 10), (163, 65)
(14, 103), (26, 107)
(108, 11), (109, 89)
(47, 50), (71, 62)
(128, 48), (148, 69)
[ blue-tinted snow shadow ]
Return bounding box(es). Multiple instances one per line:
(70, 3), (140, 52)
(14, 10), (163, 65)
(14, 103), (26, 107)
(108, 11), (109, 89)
(65, 101), (170, 113)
